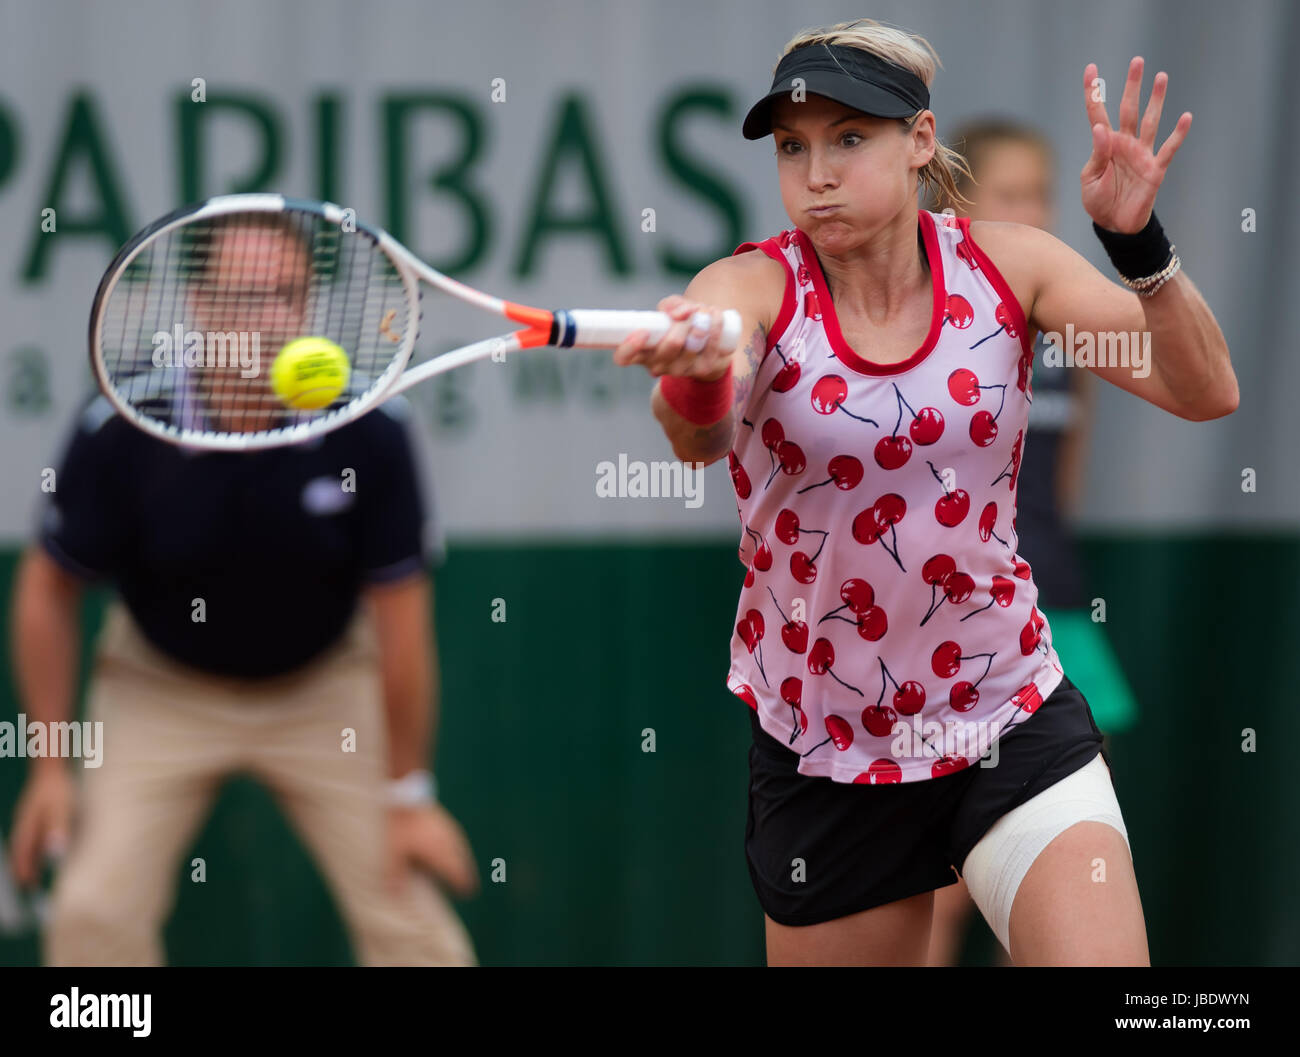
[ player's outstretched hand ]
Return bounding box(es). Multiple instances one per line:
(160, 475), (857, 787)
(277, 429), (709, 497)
(1081, 57), (1191, 234)
(612, 294), (735, 381)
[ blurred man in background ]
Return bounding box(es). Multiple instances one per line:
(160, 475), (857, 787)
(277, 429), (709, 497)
(925, 118), (1140, 967)
(7, 214), (478, 966)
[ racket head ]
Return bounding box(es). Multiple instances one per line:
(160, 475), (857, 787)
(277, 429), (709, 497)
(89, 194), (421, 451)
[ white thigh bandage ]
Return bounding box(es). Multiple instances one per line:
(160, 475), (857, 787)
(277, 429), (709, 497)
(961, 753), (1130, 958)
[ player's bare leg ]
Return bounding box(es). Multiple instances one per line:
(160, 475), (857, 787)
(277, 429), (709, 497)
(1008, 819), (1149, 966)
(765, 890), (934, 966)
(927, 875), (974, 966)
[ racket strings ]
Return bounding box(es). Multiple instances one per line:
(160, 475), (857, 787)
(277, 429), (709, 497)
(97, 208), (413, 439)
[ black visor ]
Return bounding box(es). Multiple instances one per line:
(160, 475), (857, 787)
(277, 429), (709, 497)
(743, 43), (931, 140)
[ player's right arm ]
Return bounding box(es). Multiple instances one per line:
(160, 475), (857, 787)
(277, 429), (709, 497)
(615, 250), (786, 467)
(8, 547), (84, 885)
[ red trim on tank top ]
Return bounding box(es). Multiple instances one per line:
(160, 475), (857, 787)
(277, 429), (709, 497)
(793, 209), (945, 377)
(955, 216), (1034, 364)
(732, 237), (796, 357)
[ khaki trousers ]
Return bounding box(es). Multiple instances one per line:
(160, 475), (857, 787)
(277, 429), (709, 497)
(45, 602), (476, 966)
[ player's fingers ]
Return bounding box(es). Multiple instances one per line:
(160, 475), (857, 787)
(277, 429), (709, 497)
(681, 309), (716, 355)
(647, 309), (717, 376)
(676, 311), (732, 379)
(655, 343), (700, 381)
(612, 330), (652, 366)
(1139, 70), (1168, 152)
(1082, 63), (1111, 134)
(1117, 56), (1144, 137)
(648, 309), (712, 373)
(650, 330), (733, 382)
(1081, 121), (1111, 181)
(1154, 111), (1192, 170)
(657, 294), (697, 320)
(642, 316), (695, 375)
(657, 295), (716, 342)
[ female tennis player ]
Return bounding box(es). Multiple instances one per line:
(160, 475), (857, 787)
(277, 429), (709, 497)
(614, 18), (1237, 966)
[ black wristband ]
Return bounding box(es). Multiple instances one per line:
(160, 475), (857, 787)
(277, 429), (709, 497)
(1092, 211), (1173, 281)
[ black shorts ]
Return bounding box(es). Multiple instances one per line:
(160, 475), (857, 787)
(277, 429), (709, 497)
(744, 673), (1110, 927)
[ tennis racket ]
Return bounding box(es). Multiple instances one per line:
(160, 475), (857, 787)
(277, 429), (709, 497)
(89, 193), (742, 451)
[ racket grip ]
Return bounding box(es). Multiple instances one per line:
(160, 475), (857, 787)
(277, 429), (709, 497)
(556, 309), (743, 351)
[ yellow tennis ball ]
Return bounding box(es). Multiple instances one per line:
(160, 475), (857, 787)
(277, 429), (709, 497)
(270, 338), (350, 410)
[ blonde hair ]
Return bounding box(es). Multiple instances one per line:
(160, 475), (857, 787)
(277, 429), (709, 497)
(775, 18), (974, 211)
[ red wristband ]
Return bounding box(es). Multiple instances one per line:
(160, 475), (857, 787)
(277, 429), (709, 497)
(659, 364), (734, 425)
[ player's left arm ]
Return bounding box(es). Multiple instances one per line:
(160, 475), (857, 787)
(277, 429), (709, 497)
(993, 221), (1237, 421)
(991, 57), (1238, 422)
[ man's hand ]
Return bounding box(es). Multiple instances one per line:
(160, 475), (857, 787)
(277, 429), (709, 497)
(9, 765), (75, 887)
(384, 802), (479, 898)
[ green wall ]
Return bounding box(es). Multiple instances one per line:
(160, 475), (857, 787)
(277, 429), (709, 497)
(1, 537), (1296, 966)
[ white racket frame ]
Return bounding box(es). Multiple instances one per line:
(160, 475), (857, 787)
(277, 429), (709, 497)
(90, 194), (741, 452)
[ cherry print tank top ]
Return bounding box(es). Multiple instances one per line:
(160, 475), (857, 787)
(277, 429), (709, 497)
(725, 209), (1064, 784)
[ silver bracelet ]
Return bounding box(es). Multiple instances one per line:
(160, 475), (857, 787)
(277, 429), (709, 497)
(387, 769), (437, 807)
(1119, 248), (1182, 298)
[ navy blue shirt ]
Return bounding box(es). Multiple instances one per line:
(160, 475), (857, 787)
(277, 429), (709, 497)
(40, 396), (438, 679)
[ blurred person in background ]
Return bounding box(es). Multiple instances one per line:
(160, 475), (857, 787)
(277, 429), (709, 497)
(924, 118), (1140, 967)
(6, 214), (478, 966)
